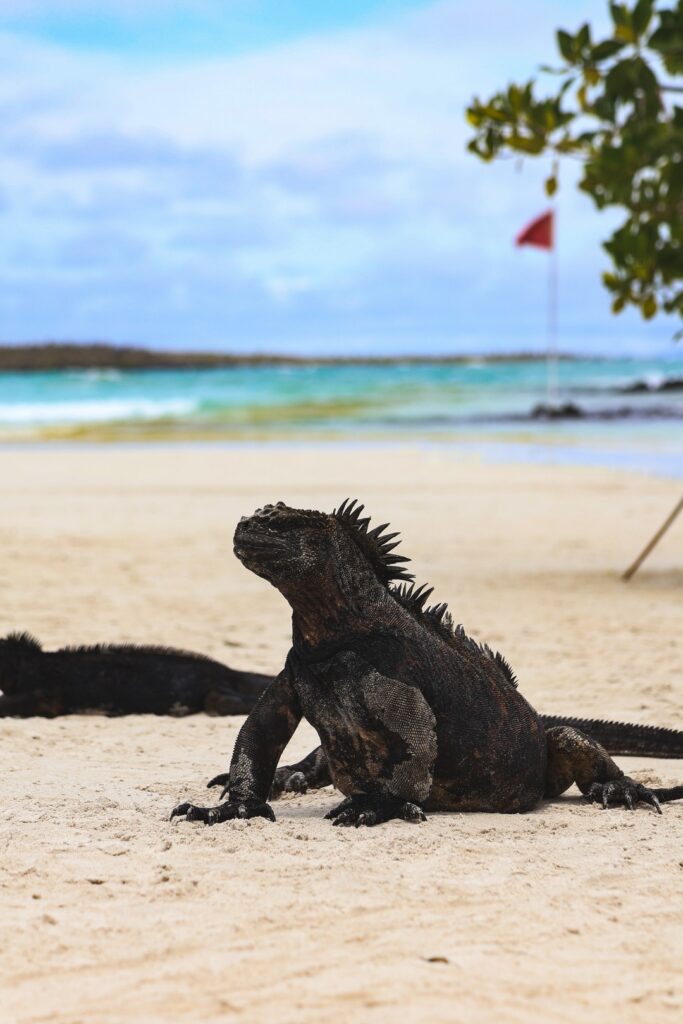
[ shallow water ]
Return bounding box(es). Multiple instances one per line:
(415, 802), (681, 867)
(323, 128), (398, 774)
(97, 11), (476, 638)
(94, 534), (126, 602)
(0, 358), (681, 464)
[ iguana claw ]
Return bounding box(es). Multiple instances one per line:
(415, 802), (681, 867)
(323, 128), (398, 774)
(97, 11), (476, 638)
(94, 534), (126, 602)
(585, 777), (662, 814)
(325, 796), (353, 820)
(206, 773), (230, 799)
(325, 795), (427, 827)
(170, 799), (276, 824)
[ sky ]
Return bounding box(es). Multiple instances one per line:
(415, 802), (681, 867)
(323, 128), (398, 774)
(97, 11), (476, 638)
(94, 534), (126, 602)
(0, 0), (678, 355)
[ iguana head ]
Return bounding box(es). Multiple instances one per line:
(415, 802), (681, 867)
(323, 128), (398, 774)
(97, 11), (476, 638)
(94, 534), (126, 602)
(0, 632), (42, 692)
(233, 499), (414, 594)
(232, 500), (517, 684)
(0, 632), (42, 657)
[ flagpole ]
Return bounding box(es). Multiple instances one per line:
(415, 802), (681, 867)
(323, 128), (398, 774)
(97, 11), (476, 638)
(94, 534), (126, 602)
(515, 208), (558, 408)
(547, 204), (558, 407)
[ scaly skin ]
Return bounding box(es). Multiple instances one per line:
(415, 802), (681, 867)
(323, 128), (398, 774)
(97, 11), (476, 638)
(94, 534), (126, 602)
(267, 712), (683, 802)
(172, 500), (682, 828)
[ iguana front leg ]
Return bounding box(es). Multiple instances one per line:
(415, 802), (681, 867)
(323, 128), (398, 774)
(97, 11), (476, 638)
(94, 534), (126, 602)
(172, 667), (301, 825)
(317, 659), (437, 826)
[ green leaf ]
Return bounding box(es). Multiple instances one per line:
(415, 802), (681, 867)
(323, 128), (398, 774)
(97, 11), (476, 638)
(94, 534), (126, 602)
(480, 104), (507, 123)
(610, 3), (636, 42)
(609, 4), (629, 29)
(649, 10), (683, 74)
(604, 56), (658, 106)
(508, 84), (523, 113)
(545, 174), (558, 196)
(557, 30), (575, 63)
(577, 83), (589, 111)
(635, 58), (661, 114)
(591, 39), (626, 61)
(642, 294), (657, 319)
(577, 22), (591, 52)
(632, 0), (654, 37)
(508, 134), (546, 154)
(604, 59), (630, 98)
(554, 136), (580, 153)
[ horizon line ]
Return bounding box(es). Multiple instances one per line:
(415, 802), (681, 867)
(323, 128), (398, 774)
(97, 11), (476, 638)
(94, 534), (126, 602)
(0, 340), (675, 371)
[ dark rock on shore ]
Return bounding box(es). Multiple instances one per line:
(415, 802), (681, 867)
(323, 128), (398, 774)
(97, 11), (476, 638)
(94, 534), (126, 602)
(530, 401), (584, 420)
(619, 376), (683, 394)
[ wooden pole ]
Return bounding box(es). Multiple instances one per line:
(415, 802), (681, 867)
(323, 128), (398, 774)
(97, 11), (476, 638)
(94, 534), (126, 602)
(622, 494), (683, 580)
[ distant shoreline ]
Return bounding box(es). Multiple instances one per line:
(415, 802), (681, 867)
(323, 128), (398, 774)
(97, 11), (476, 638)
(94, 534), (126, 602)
(0, 342), (576, 372)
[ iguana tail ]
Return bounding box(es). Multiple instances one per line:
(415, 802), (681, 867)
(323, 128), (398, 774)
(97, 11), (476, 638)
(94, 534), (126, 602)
(541, 715), (683, 758)
(652, 785), (683, 803)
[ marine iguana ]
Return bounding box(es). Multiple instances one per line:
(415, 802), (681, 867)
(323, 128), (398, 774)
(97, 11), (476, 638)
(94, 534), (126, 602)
(0, 632), (270, 717)
(172, 499), (683, 827)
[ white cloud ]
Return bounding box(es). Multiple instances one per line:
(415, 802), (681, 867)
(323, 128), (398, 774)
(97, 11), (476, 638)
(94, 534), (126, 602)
(0, 1), (674, 352)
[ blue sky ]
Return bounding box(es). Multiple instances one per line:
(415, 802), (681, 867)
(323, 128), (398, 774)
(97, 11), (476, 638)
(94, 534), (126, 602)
(0, 0), (678, 355)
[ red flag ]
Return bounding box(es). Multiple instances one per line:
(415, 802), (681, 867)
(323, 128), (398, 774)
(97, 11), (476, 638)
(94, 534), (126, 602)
(515, 210), (553, 249)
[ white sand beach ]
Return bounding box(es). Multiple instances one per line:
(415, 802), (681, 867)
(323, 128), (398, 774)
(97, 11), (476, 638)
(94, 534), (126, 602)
(1, 443), (682, 1024)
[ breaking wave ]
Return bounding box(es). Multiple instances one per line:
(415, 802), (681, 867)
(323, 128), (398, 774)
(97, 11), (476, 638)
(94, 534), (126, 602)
(0, 397), (198, 426)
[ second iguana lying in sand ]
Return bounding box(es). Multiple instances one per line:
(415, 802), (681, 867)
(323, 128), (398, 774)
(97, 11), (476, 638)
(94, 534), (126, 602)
(0, 632), (270, 717)
(172, 499), (683, 827)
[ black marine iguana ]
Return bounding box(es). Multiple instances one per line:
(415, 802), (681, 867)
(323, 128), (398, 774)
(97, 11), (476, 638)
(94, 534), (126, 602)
(0, 632), (270, 717)
(172, 499), (683, 827)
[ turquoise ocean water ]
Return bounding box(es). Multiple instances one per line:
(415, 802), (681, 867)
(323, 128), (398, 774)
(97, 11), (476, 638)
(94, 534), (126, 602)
(1, 356), (682, 475)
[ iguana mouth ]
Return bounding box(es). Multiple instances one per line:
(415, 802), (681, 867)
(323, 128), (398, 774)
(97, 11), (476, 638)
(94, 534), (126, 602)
(233, 521), (285, 562)
(234, 540), (281, 559)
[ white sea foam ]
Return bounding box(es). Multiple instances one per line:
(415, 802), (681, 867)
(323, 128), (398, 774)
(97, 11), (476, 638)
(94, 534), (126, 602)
(66, 369), (124, 382)
(0, 398), (197, 426)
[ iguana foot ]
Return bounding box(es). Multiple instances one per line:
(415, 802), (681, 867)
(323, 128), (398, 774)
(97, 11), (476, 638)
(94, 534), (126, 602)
(585, 777), (662, 814)
(170, 798), (275, 824)
(206, 772), (230, 799)
(325, 795), (426, 827)
(270, 768), (308, 799)
(206, 768), (307, 801)
(325, 796), (353, 819)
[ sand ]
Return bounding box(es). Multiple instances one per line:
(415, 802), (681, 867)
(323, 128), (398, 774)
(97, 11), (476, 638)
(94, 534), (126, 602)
(1, 443), (682, 1024)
